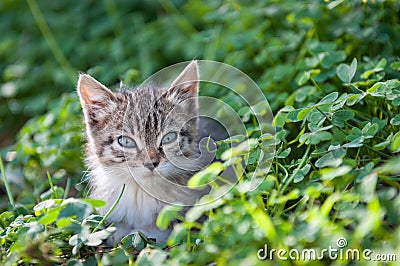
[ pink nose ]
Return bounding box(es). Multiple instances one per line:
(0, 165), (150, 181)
(143, 150), (160, 170)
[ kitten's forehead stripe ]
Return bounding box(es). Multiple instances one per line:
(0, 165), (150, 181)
(121, 110), (135, 137)
(86, 83), (198, 166)
(125, 86), (169, 145)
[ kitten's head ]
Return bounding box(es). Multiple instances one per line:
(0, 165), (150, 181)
(78, 61), (200, 184)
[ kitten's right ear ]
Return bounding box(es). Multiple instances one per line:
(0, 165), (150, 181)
(167, 60), (199, 108)
(77, 73), (115, 111)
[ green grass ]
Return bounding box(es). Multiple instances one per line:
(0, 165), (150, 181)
(1, 0), (400, 265)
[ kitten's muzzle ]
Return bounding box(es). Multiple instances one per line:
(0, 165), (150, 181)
(143, 150), (160, 171)
(143, 160), (159, 171)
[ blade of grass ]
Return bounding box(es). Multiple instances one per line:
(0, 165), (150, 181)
(47, 171), (58, 199)
(0, 157), (15, 208)
(26, 0), (76, 84)
(63, 177), (71, 200)
(92, 184), (126, 233)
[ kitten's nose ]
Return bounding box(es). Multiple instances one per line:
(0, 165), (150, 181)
(143, 160), (159, 171)
(143, 150), (160, 171)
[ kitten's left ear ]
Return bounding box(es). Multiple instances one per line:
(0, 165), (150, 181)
(77, 73), (115, 109)
(77, 73), (117, 127)
(168, 60), (199, 104)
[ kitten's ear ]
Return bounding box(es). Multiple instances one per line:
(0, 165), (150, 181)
(77, 73), (115, 110)
(168, 60), (199, 104)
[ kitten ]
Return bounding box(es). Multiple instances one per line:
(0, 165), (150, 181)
(78, 61), (213, 243)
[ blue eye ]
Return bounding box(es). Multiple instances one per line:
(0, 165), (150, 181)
(161, 132), (178, 145)
(118, 136), (137, 148)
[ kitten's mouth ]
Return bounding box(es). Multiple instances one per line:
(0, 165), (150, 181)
(143, 161), (159, 171)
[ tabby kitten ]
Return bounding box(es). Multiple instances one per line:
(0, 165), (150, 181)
(78, 61), (209, 243)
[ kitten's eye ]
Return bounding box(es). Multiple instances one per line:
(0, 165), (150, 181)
(117, 136), (137, 148)
(161, 132), (178, 145)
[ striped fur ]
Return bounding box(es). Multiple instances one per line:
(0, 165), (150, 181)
(78, 61), (208, 243)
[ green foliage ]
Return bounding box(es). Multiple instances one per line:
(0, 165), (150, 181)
(14, 94), (83, 174)
(1, 0), (400, 265)
(171, 57), (400, 264)
(0, 174), (123, 264)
